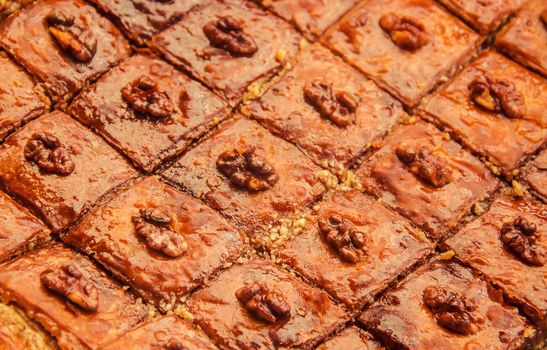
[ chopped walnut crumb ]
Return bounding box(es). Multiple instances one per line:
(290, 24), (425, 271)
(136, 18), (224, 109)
(275, 48), (287, 63)
(438, 250), (455, 260)
(511, 180), (526, 197)
(473, 202), (485, 216)
(299, 39), (309, 50)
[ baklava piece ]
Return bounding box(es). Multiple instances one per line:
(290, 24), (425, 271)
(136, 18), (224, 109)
(0, 191), (49, 263)
(496, 0), (547, 77)
(438, 0), (525, 34)
(69, 53), (228, 172)
(0, 0), (130, 103)
(187, 258), (348, 350)
(318, 327), (383, 350)
(64, 176), (245, 311)
(0, 111), (137, 232)
(0, 244), (147, 350)
(162, 118), (325, 241)
(356, 121), (499, 239)
(421, 50), (547, 174)
(277, 190), (432, 309)
(524, 150), (546, 200)
(0, 302), (58, 350)
(255, 0), (357, 40)
(101, 315), (217, 350)
(151, 0), (301, 102)
(0, 52), (48, 141)
(247, 44), (403, 167)
(445, 194), (546, 323)
(323, 0), (480, 107)
(87, 0), (200, 45)
(361, 260), (536, 349)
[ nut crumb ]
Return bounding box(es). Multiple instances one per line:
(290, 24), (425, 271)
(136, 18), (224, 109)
(473, 202), (485, 215)
(299, 39), (309, 50)
(511, 180), (526, 197)
(438, 250), (455, 260)
(275, 49), (287, 63)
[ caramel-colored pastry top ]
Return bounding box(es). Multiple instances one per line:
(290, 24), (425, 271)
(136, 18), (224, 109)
(100, 315), (217, 350)
(318, 327), (384, 350)
(360, 260), (532, 349)
(525, 150), (547, 199)
(258, 0), (358, 40)
(162, 118), (325, 239)
(0, 53), (48, 141)
(0, 303), (58, 350)
(0, 191), (48, 263)
(422, 50), (547, 173)
(87, 0), (200, 45)
(496, 0), (547, 77)
(0, 0), (130, 103)
(0, 244), (147, 350)
(446, 195), (546, 323)
(187, 258), (348, 350)
(64, 176), (245, 311)
(0, 111), (137, 231)
(323, 0), (481, 107)
(248, 44), (403, 166)
(151, 0), (301, 102)
(438, 0), (525, 34)
(277, 190), (432, 309)
(69, 53), (228, 172)
(356, 121), (498, 238)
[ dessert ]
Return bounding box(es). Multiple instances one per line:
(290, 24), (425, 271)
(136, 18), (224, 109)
(421, 50), (547, 174)
(86, 0), (200, 45)
(276, 190), (432, 309)
(254, 0), (358, 40)
(524, 150), (546, 200)
(101, 315), (217, 350)
(445, 194), (546, 323)
(63, 176), (245, 311)
(323, 0), (481, 107)
(438, 0), (525, 34)
(246, 44), (403, 167)
(187, 257), (348, 349)
(0, 0), (130, 103)
(69, 53), (228, 172)
(356, 121), (498, 239)
(361, 259), (536, 349)
(0, 111), (137, 232)
(495, 0), (547, 77)
(151, 0), (301, 102)
(0, 190), (49, 263)
(0, 52), (48, 141)
(0, 302), (58, 350)
(0, 244), (147, 349)
(318, 327), (383, 350)
(162, 117), (325, 240)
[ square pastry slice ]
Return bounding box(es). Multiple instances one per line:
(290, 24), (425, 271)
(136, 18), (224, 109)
(445, 194), (546, 323)
(276, 190), (432, 309)
(0, 0), (130, 103)
(255, 0), (358, 40)
(69, 53), (228, 172)
(87, 0), (200, 45)
(187, 257), (348, 350)
(246, 44), (403, 167)
(63, 176), (245, 311)
(0, 191), (49, 263)
(323, 0), (480, 107)
(0, 111), (137, 232)
(356, 121), (499, 239)
(151, 0), (301, 102)
(0, 244), (147, 350)
(101, 315), (217, 350)
(421, 50), (547, 174)
(0, 53), (49, 141)
(0, 302), (58, 350)
(496, 0), (547, 77)
(360, 259), (536, 349)
(162, 118), (325, 241)
(524, 150), (546, 200)
(438, 0), (525, 34)
(317, 327), (384, 350)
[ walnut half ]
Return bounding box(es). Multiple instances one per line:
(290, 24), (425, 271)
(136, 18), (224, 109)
(236, 282), (290, 324)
